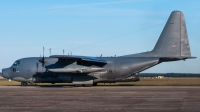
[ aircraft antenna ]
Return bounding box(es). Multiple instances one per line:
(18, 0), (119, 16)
(43, 47), (45, 57)
(49, 48), (51, 56)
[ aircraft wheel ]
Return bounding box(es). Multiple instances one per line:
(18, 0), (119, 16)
(92, 83), (97, 86)
(21, 82), (28, 86)
(83, 84), (92, 87)
(75, 84), (82, 87)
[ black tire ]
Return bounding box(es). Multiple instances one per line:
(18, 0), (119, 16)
(75, 84), (82, 87)
(21, 82), (28, 86)
(83, 84), (92, 87)
(92, 83), (97, 86)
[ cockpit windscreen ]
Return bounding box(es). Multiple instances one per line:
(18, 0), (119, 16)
(13, 61), (20, 66)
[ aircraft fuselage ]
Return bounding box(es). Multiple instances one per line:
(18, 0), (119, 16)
(2, 57), (159, 84)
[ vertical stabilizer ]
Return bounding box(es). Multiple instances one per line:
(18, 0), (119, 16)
(152, 11), (191, 57)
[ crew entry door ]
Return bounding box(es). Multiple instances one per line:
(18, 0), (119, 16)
(107, 62), (115, 80)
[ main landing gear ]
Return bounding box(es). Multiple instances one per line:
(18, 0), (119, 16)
(75, 83), (98, 87)
(75, 84), (92, 87)
(21, 82), (28, 86)
(92, 83), (97, 86)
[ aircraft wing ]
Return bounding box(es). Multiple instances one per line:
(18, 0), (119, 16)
(48, 67), (105, 73)
(50, 55), (107, 64)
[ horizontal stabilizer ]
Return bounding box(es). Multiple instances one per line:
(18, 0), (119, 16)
(159, 56), (196, 62)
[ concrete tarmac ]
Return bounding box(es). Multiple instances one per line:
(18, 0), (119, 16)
(0, 86), (199, 112)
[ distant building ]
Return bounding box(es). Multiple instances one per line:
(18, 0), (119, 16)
(157, 76), (164, 79)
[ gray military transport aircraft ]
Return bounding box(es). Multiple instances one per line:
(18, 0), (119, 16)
(2, 11), (196, 86)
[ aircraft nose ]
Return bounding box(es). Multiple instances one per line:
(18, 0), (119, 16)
(2, 68), (11, 79)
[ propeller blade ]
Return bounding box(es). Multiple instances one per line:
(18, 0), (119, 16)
(39, 47), (45, 73)
(39, 52), (45, 67)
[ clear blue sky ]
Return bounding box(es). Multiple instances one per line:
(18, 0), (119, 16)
(0, 0), (199, 73)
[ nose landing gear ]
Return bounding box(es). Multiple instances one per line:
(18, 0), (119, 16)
(21, 82), (28, 86)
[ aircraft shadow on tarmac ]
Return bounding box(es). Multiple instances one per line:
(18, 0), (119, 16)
(33, 84), (136, 87)
(4, 84), (136, 87)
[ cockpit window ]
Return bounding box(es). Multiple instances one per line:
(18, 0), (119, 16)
(13, 61), (20, 66)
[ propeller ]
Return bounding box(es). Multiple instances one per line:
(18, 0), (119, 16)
(39, 47), (45, 73)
